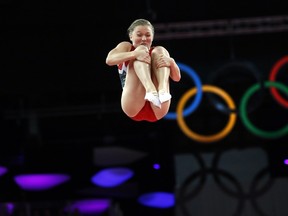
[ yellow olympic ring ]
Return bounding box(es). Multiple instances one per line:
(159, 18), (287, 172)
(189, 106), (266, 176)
(176, 85), (237, 143)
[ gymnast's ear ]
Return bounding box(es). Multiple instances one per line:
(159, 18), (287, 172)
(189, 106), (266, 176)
(129, 33), (133, 41)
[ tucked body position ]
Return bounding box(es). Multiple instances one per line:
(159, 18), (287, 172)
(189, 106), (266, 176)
(106, 18), (181, 122)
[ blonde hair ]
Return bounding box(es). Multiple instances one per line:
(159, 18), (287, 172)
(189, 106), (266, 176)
(127, 19), (155, 36)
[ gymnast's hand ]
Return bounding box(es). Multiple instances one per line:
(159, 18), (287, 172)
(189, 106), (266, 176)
(155, 54), (172, 68)
(134, 48), (151, 64)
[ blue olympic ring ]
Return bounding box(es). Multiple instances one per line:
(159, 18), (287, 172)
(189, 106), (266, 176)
(164, 62), (203, 120)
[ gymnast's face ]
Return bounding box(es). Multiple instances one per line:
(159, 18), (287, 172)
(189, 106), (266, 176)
(129, 25), (154, 49)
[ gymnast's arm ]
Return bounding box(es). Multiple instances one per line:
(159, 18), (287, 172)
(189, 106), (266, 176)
(106, 41), (143, 66)
(168, 57), (181, 82)
(105, 42), (133, 66)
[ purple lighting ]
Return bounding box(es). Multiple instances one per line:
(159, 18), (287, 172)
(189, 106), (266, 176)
(91, 167), (134, 187)
(138, 191), (175, 208)
(0, 166), (8, 176)
(14, 173), (70, 191)
(153, 163), (160, 170)
(5, 203), (15, 215)
(65, 199), (110, 215)
(284, 159), (288, 165)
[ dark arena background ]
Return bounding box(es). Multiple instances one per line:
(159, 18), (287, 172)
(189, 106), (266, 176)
(0, 0), (288, 216)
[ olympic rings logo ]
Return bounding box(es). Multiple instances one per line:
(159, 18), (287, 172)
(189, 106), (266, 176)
(164, 56), (288, 143)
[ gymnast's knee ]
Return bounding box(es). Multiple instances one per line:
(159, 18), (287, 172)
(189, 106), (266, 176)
(151, 46), (168, 55)
(135, 45), (149, 52)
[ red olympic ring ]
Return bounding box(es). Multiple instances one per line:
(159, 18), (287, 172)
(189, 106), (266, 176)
(269, 55), (288, 108)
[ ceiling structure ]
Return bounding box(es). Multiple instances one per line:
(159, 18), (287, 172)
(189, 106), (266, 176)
(0, 0), (287, 212)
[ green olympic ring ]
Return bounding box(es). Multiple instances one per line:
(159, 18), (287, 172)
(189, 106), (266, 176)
(239, 81), (288, 139)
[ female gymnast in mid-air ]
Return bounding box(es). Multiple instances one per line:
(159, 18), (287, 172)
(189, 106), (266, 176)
(106, 18), (181, 122)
